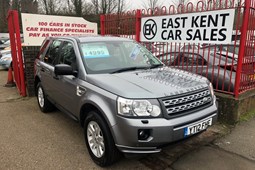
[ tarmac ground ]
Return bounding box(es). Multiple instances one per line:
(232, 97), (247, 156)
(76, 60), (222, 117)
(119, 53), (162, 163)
(0, 69), (255, 170)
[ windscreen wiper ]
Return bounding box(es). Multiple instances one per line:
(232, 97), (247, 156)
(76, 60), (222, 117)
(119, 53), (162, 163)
(149, 64), (164, 69)
(111, 66), (148, 74)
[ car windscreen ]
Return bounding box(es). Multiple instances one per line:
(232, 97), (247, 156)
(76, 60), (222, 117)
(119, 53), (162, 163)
(79, 41), (162, 74)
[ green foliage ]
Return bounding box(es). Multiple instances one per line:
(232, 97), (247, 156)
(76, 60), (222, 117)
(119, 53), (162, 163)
(0, 0), (10, 33)
(239, 110), (255, 122)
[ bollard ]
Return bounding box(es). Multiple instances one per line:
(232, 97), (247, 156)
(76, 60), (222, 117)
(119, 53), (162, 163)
(4, 67), (16, 87)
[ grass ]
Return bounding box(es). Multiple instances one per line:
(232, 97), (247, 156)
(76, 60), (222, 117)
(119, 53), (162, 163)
(239, 110), (255, 122)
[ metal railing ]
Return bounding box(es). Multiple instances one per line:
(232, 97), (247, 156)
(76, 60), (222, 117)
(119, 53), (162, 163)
(101, 0), (255, 98)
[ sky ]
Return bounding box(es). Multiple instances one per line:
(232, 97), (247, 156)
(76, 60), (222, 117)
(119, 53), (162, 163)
(126, 0), (170, 9)
(126, 0), (198, 10)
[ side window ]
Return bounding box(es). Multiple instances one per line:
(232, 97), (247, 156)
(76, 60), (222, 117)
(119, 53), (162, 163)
(38, 40), (50, 59)
(161, 52), (180, 65)
(183, 53), (207, 65)
(44, 40), (61, 65)
(58, 42), (77, 71)
(196, 55), (207, 65)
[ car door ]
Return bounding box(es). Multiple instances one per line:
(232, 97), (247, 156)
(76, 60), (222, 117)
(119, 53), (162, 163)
(51, 40), (80, 115)
(39, 39), (62, 100)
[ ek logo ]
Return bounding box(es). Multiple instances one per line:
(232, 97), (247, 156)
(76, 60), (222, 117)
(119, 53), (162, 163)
(143, 19), (157, 40)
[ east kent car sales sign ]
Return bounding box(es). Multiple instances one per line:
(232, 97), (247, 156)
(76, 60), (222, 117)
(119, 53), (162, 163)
(140, 9), (235, 44)
(21, 13), (98, 46)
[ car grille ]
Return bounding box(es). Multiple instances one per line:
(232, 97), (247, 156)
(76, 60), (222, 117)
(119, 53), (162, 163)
(161, 88), (213, 119)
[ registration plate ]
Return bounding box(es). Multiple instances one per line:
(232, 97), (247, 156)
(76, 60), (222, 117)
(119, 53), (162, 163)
(184, 118), (212, 137)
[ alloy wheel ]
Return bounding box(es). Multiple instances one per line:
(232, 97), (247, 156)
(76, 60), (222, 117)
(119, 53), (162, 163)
(87, 121), (105, 158)
(38, 87), (44, 108)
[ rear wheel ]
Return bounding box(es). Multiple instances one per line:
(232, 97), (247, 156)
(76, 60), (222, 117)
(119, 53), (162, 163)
(84, 111), (122, 167)
(36, 82), (54, 113)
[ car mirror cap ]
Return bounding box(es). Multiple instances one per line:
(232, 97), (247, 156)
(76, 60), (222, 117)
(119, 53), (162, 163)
(54, 64), (75, 76)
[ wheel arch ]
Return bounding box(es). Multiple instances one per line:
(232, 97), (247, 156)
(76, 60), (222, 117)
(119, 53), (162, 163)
(79, 102), (115, 129)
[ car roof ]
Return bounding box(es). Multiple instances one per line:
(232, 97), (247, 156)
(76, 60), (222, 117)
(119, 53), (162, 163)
(202, 44), (240, 48)
(48, 35), (134, 43)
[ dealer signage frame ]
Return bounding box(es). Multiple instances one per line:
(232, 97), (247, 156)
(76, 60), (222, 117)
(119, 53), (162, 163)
(21, 13), (98, 46)
(140, 9), (235, 44)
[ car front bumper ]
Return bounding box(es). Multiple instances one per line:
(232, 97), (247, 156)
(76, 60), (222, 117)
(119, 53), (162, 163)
(111, 103), (218, 154)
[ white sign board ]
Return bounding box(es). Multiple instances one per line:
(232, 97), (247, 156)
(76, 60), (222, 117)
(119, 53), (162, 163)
(140, 9), (235, 44)
(21, 13), (98, 46)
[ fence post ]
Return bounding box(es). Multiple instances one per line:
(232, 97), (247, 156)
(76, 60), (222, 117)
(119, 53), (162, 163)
(135, 9), (141, 42)
(13, 10), (26, 97)
(7, 10), (26, 97)
(100, 15), (105, 35)
(234, 0), (251, 98)
(7, 10), (19, 87)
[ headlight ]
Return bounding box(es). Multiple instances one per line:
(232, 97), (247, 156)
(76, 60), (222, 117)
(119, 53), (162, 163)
(117, 97), (161, 117)
(209, 82), (214, 97)
(208, 82), (216, 104)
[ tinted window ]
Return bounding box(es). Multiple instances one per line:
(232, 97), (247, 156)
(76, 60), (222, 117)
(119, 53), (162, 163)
(181, 53), (207, 66)
(44, 40), (61, 65)
(58, 42), (77, 70)
(158, 52), (179, 65)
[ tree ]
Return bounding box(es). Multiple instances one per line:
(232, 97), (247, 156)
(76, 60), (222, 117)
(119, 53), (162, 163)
(90, 0), (126, 14)
(20, 0), (38, 13)
(117, 0), (126, 14)
(63, 0), (94, 16)
(11, 0), (21, 13)
(142, 0), (162, 10)
(199, 0), (236, 10)
(172, 0), (190, 5)
(72, 0), (82, 16)
(170, 0), (190, 11)
(38, 0), (62, 15)
(5, 0), (38, 32)
(0, 0), (10, 32)
(11, 0), (38, 13)
(91, 0), (99, 14)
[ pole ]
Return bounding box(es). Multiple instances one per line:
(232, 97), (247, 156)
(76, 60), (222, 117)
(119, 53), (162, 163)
(135, 9), (141, 42)
(234, 0), (251, 98)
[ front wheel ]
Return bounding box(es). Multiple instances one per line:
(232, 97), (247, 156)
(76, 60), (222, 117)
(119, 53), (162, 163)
(84, 111), (122, 167)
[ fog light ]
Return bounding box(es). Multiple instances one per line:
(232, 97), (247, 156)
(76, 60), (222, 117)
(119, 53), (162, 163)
(138, 129), (150, 140)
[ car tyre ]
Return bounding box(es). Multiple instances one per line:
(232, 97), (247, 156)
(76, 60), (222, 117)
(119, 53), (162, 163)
(84, 111), (122, 167)
(36, 82), (54, 113)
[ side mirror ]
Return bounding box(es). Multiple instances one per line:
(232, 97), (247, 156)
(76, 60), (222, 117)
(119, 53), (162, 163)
(54, 64), (77, 76)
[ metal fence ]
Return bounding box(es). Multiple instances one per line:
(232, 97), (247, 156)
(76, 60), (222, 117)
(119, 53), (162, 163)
(7, 10), (26, 96)
(101, 0), (255, 97)
(101, 0), (255, 98)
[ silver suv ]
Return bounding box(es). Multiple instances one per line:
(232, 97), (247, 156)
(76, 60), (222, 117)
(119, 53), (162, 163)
(34, 36), (218, 166)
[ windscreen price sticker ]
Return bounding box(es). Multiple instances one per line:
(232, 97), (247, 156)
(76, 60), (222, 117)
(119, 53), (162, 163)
(82, 45), (110, 58)
(140, 9), (235, 44)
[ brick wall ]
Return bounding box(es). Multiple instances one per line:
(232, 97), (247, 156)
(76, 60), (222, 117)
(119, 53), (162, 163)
(22, 46), (40, 96)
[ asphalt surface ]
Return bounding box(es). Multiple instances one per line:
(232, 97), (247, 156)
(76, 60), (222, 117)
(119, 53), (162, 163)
(0, 69), (255, 170)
